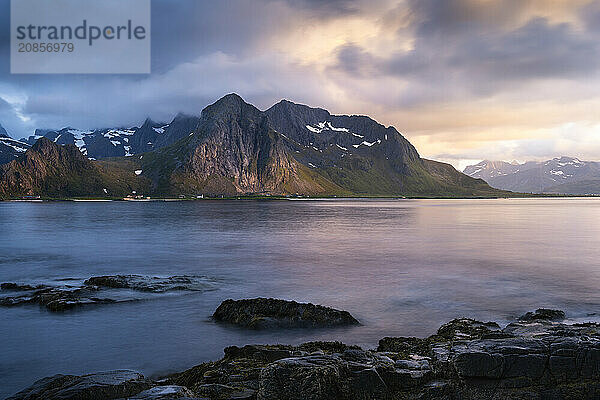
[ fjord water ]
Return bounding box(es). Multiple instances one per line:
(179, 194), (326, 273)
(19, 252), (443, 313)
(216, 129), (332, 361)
(1, 199), (600, 398)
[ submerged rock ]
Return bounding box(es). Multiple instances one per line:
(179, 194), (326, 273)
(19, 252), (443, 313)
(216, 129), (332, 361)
(518, 308), (566, 322)
(6, 370), (153, 400)
(0, 285), (115, 311)
(0, 275), (217, 312)
(84, 275), (213, 293)
(213, 298), (360, 329)
(0, 283), (46, 291)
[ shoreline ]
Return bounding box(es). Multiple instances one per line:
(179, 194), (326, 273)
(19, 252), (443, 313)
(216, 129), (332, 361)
(2, 194), (599, 203)
(7, 307), (600, 400)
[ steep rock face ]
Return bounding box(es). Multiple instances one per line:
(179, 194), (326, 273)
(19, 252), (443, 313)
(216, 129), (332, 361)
(185, 95), (296, 193)
(266, 99), (421, 164)
(141, 94), (344, 196)
(138, 94), (501, 197)
(125, 118), (164, 154)
(153, 113), (200, 149)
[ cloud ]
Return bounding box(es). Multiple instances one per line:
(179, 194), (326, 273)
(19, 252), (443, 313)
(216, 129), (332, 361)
(17, 51), (332, 132)
(332, 5), (600, 106)
(0, 0), (598, 168)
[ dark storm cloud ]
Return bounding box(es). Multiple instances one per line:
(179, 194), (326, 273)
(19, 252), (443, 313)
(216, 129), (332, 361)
(275, 0), (360, 15)
(407, 0), (525, 37)
(581, 1), (600, 33)
(450, 18), (600, 81)
(149, 0), (293, 72)
(0, 0), (598, 166)
(333, 0), (600, 105)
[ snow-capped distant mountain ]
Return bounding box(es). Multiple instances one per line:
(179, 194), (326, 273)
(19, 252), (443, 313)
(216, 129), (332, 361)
(18, 115), (201, 161)
(0, 124), (31, 164)
(20, 123), (160, 160)
(463, 157), (600, 194)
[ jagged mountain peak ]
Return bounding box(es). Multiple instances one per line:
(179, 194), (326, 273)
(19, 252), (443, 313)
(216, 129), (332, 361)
(0, 124), (8, 138)
(141, 117), (158, 127)
(268, 98), (330, 115)
(173, 112), (194, 120)
(201, 93), (261, 121)
(29, 137), (84, 161)
(31, 136), (55, 150)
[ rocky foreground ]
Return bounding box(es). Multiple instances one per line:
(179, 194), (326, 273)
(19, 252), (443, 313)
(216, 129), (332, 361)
(7, 307), (600, 400)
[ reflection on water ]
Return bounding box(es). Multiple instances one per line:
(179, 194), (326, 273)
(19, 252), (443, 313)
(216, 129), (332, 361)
(1, 198), (599, 398)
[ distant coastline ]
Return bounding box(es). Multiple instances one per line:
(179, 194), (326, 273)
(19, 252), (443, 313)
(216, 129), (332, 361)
(2, 193), (599, 202)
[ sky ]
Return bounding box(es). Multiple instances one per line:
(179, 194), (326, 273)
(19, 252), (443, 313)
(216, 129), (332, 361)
(0, 0), (599, 170)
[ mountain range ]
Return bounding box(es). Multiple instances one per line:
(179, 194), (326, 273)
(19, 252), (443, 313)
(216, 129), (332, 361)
(464, 157), (600, 194)
(0, 94), (505, 199)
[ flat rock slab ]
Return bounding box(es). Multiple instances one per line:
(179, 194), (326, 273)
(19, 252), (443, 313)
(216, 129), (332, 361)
(6, 370), (153, 400)
(121, 385), (199, 399)
(84, 275), (214, 293)
(213, 298), (360, 329)
(0, 275), (218, 312)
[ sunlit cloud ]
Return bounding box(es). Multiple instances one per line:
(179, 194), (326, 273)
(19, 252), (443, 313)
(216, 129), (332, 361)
(0, 0), (598, 169)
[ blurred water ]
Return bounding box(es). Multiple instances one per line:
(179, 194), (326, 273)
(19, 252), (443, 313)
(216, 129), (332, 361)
(1, 198), (599, 398)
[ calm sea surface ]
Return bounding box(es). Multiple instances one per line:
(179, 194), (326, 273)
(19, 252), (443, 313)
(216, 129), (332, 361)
(1, 198), (599, 398)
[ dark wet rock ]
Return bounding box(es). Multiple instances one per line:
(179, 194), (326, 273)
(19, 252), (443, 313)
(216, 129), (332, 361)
(11, 308), (600, 400)
(0, 285), (117, 311)
(258, 355), (352, 400)
(435, 317), (507, 340)
(84, 275), (213, 293)
(223, 345), (294, 363)
(213, 298), (359, 329)
(122, 385), (199, 399)
(170, 308), (600, 400)
(377, 319), (510, 359)
(518, 308), (566, 322)
(1, 282), (46, 291)
(7, 370), (153, 400)
(1, 275), (216, 312)
(195, 384), (255, 399)
(377, 336), (432, 357)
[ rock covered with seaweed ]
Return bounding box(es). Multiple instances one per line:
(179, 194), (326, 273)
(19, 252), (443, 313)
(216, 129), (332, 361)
(212, 298), (360, 329)
(8, 307), (600, 400)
